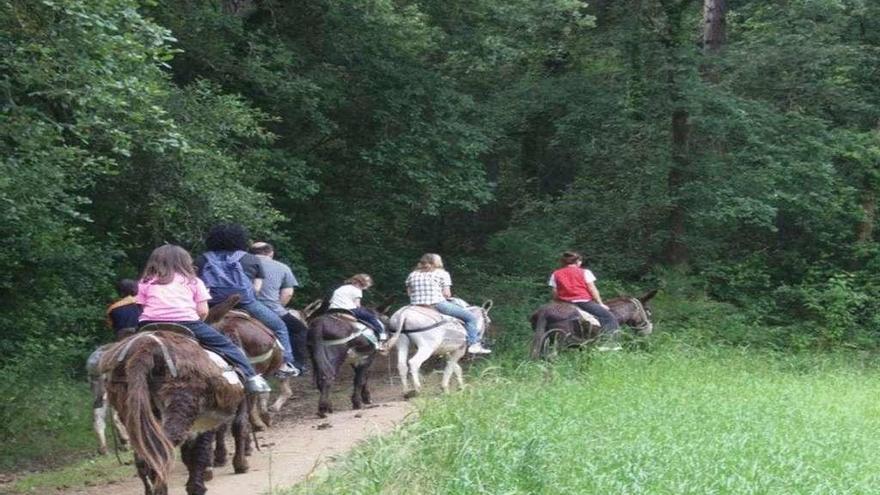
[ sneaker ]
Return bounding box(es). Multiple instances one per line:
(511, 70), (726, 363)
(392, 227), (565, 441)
(596, 344), (623, 352)
(467, 343), (492, 354)
(276, 362), (301, 378)
(245, 375), (272, 394)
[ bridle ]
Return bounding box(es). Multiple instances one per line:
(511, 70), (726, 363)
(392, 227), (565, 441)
(628, 297), (653, 334)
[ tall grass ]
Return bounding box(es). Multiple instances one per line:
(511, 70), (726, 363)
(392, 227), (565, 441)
(288, 345), (880, 494)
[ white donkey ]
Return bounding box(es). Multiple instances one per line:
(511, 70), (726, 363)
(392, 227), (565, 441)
(86, 343), (129, 454)
(386, 299), (492, 398)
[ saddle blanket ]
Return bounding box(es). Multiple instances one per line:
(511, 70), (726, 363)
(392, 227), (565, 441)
(204, 349), (242, 387)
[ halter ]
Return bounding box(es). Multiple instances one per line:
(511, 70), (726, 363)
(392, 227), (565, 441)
(628, 297), (653, 333)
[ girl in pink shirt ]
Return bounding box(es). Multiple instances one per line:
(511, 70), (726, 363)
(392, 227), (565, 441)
(137, 245), (270, 394)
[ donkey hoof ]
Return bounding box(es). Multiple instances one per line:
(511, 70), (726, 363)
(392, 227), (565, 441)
(233, 462), (249, 474)
(97, 446), (108, 456)
(213, 456), (227, 468)
(403, 390), (419, 400)
(204, 468), (214, 482)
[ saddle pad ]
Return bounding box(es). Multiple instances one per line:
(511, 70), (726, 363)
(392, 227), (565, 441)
(203, 349), (242, 387)
(575, 309), (602, 327)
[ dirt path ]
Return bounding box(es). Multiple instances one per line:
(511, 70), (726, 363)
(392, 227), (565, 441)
(60, 354), (416, 495)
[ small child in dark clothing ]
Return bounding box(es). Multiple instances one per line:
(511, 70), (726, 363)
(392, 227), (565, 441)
(106, 279), (142, 340)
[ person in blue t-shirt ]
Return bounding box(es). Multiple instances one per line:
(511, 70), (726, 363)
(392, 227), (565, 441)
(195, 223), (299, 377)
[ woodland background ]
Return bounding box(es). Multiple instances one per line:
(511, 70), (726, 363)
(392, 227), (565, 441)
(2, 0), (880, 468)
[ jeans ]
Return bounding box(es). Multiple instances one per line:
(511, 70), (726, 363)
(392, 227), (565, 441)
(574, 301), (620, 333)
(352, 307), (386, 335)
(434, 300), (479, 345)
(141, 320), (257, 379)
(239, 300), (294, 365)
(281, 313), (309, 369)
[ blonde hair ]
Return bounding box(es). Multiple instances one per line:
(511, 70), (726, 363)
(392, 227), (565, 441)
(346, 273), (373, 288)
(141, 245), (196, 285)
(415, 253), (443, 272)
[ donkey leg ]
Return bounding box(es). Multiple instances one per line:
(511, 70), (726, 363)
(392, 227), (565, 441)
(93, 401), (109, 455)
(316, 367), (335, 418)
(441, 358), (456, 394)
(112, 407), (130, 450)
(360, 356), (374, 405)
(232, 401), (251, 474)
(249, 392), (268, 432)
(397, 341), (410, 395)
(350, 354), (375, 409)
(258, 391), (272, 428)
(269, 377), (292, 412)
(213, 424), (228, 467)
(134, 454), (157, 495)
(407, 346), (434, 397)
(454, 361), (465, 389)
(183, 432), (214, 495)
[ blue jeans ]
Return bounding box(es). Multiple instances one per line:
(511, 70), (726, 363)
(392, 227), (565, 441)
(141, 320), (257, 379)
(238, 300), (294, 365)
(434, 301), (479, 345)
(352, 307), (385, 335)
(574, 301), (620, 333)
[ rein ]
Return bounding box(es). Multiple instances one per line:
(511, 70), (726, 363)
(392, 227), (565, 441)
(628, 298), (652, 332)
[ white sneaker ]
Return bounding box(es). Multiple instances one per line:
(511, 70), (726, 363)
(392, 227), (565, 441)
(596, 344), (623, 352)
(245, 375), (272, 393)
(467, 343), (492, 354)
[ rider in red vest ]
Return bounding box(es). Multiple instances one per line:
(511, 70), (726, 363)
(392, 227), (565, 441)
(548, 251), (621, 350)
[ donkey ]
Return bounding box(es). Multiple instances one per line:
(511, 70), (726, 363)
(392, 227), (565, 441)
(385, 300), (493, 398)
(101, 330), (251, 495)
(86, 343), (129, 455)
(308, 306), (390, 418)
(529, 289), (657, 359)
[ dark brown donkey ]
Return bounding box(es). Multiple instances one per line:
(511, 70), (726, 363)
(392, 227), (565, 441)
(101, 330), (250, 495)
(308, 307), (390, 418)
(529, 289), (658, 358)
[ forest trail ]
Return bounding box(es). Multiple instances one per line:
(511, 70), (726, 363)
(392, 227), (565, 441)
(60, 355), (415, 495)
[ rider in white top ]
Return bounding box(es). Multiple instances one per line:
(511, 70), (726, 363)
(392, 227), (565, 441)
(328, 274), (385, 335)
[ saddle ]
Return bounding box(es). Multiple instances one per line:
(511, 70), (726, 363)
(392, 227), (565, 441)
(125, 326), (242, 386)
(322, 310), (382, 349)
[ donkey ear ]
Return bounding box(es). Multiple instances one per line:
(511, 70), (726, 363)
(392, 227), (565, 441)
(481, 299), (494, 314)
(639, 289), (659, 303)
(377, 296), (395, 315)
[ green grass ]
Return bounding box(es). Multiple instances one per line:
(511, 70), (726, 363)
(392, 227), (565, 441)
(287, 345), (880, 494)
(5, 453), (134, 494)
(0, 372), (98, 472)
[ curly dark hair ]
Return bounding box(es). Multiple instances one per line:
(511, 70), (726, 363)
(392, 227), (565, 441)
(116, 278), (138, 297)
(205, 223), (250, 251)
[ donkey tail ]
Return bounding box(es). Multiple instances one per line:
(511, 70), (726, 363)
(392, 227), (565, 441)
(124, 342), (175, 484)
(529, 312), (548, 360)
(383, 313), (407, 351)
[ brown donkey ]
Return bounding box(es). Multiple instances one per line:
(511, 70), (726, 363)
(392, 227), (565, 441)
(101, 331), (250, 495)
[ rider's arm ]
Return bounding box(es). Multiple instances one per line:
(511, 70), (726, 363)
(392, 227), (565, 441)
(586, 282), (607, 308)
(280, 287), (294, 306)
(442, 287), (452, 298)
(196, 301), (209, 320)
(253, 278), (263, 293)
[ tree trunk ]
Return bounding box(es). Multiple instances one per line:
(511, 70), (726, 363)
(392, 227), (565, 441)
(857, 187), (876, 243)
(702, 0), (726, 54)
